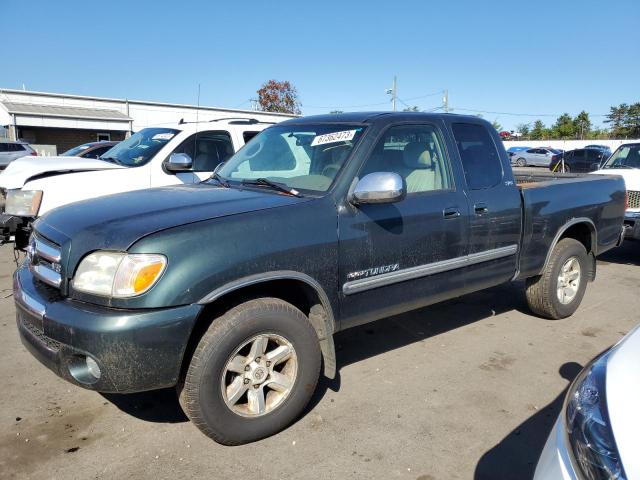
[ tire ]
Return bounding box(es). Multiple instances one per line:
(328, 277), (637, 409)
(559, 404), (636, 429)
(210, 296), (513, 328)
(525, 238), (589, 319)
(516, 158), (526, 167)
(181, 298), (321, 445)
(561, 164), (570, 173)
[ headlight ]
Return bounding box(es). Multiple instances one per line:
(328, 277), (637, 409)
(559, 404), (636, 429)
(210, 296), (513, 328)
(565, 354), (627, 479)
(5, 189), (43, 216)
(73, 252), (167, 298)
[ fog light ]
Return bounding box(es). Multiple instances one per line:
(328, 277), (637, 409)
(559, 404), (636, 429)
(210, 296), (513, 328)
(86, 356), (101, 380)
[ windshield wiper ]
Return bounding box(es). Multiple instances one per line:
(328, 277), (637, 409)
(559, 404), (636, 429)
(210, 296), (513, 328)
(210, 173), (230, 188)
(604, 164), (634, 169)
(241, 178), (303, 197)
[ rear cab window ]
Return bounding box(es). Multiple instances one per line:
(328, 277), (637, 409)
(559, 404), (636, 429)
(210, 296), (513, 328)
(451, 123), (503, 190)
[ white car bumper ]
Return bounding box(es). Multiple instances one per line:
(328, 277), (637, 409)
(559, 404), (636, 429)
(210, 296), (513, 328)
(534, 418), (578, 480)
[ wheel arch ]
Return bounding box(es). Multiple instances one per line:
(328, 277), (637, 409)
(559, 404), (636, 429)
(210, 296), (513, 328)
(182, 271), (337, 380)
(542, 218), (597, 278)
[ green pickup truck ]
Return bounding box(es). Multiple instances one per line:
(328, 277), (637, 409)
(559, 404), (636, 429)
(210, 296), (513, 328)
(15, 112), (626, 444)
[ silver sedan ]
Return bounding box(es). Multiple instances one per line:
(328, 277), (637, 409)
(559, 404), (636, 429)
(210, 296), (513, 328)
(511, 147), (559, 167)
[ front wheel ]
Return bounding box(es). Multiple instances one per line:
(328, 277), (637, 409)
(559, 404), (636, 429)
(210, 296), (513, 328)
(516, 158), (526, 167)
(181, 298), (321, 445)
(525, 238), (589, 319)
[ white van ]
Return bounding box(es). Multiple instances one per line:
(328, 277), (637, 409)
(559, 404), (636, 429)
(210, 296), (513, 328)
(0, 118), (280, 248)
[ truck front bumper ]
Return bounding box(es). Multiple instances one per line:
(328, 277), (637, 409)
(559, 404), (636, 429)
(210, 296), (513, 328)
(14, 265), (203, 393)
(623, 211), (640, 240)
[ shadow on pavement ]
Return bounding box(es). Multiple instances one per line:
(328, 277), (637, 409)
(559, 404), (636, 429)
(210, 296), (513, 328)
(473, 362), (583, 480)
(305, 281), (530, 413)
(102, 388), (188, 423)
(597, 240), (640, 266)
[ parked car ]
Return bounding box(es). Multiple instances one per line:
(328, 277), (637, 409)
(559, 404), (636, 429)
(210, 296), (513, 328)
(14, 112), (626, 445)
(61, 141), (119, 159)
(585, 144), (613, 158)
(549, 148), (609, 173)
(0, 140), (36, 168)
(591, 142), (640, 241)
(0, 118), (283, 248)
(511, 147), (561, 167)
(506, 146), (531, 159)
(534, 323), (640, 480)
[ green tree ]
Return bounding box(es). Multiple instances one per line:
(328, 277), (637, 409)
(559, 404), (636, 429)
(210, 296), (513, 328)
(329, 110), (344, 114)
(257, 80), (301, 114)
(551, 113), (577, 139)
(530, 120), (547, 140)
(573, 111), (591, 139)
(491, 119), (502, 131)
(605, 104), (629, 138)
(402, 106), (420, 112)
(626, 103), (640, 138)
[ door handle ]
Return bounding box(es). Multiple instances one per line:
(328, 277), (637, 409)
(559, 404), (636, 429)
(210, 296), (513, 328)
(443, 207), (461, 219)
(474, 203), (489, 215)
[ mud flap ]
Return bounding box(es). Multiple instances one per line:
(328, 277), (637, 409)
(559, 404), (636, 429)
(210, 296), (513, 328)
(308, 304), (336, 379)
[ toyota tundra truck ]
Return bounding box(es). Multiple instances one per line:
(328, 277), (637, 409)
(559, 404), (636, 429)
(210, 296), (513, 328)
(14, 112), (626, 445)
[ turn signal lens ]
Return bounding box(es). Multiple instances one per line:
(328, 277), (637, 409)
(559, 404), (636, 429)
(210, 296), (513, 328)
(113, 254), (167, 297)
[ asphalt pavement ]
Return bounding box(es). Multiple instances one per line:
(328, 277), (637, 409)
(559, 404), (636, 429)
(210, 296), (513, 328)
(1, 241), (639, 480)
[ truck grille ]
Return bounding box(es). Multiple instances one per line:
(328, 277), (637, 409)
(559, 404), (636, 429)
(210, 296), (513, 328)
(629, 190), (640, 209)
(28, 234), (63, 289)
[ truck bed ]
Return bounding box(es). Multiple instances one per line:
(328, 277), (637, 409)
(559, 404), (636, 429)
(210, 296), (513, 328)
(514, 172), (626, 279)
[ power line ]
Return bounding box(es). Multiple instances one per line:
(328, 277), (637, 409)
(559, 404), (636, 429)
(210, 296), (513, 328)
(452, 107), (609, 117)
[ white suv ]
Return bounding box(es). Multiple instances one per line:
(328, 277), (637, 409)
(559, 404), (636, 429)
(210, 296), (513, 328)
(0, 140), (36, 168)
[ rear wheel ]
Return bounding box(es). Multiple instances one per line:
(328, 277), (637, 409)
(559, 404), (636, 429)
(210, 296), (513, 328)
(516, 158), (526, 167)
(561, 163), (570, 173)
(525, 238), (588, 319)
(181, 298), (321, 445)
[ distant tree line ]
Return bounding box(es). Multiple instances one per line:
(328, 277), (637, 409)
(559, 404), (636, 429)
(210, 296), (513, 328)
(515, 103), (640, 140)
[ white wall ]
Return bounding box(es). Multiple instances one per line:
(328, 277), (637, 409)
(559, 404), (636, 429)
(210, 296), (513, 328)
(503, 139), (639, 152)
(0, 89), (297, 132)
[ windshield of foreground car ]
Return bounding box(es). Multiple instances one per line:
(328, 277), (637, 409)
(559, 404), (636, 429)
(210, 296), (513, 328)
(62, 144), (92, 156)
(216, 124), (366, 194)
(601, 144), (640, 169)
(99, 128), (179, 167)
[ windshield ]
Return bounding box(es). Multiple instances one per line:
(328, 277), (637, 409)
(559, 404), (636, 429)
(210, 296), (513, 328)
(216, 124), (366, 193)
(601, 144), (640, 169)
(62, 144), (92, 156)
(100, 128), (179, 167)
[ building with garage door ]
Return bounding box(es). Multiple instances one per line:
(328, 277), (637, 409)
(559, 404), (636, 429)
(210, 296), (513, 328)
(0, 88), (294, 155)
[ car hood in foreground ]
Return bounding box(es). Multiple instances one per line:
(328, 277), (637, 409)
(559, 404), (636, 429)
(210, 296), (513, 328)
(0, 155), (124, 189)
(35, 183), (309, 268)
(605, 324), (640, 479)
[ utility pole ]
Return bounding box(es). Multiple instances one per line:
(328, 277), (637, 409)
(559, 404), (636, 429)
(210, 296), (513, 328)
(386, 76), (397, 111)
(443, 89), (449, 113)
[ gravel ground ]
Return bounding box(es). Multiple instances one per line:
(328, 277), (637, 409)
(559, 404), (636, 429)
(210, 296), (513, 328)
(1, 241), (638, 480)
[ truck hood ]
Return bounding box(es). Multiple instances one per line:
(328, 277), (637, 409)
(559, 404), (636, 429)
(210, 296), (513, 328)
(0, 155), (124, 189)
(34, 183), (309, 269)
(590, 168), (640, 191)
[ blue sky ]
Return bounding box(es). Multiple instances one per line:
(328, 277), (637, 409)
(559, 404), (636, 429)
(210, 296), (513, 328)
(2, 0), (638, 130)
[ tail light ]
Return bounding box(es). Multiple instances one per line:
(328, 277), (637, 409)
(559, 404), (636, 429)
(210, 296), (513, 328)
(551, 155), (558, 162)
(30, 151), (37, 156)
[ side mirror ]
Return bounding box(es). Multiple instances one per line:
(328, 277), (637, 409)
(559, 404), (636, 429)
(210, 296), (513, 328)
(164, 153), (192, 172)
(350, 172), (405, 205)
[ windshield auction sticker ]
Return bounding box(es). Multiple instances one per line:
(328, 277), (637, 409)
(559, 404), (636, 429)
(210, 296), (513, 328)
(311, 130), (357, 146)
